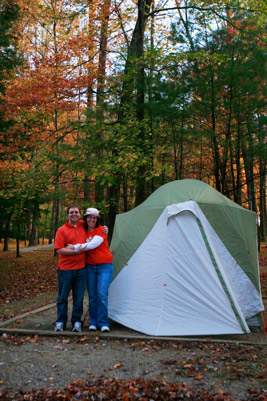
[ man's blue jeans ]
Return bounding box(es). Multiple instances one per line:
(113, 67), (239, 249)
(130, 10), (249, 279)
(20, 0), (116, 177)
(87, 263), (113, 328)
(56, 267), (87, 326)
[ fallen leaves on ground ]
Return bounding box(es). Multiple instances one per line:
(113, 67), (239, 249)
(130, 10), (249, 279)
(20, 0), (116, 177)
(1, 333), (43, 345)
(0, 250), (58, 314)
(0, 376), (266, 400)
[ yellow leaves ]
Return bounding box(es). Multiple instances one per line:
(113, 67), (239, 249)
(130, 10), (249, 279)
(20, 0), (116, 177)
(115, 153), (139, 170)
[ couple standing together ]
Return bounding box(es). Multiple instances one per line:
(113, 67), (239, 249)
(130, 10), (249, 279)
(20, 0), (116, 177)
(54, 205), (113, 333)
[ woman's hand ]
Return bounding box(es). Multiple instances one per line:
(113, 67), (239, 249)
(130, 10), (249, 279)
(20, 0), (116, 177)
(66, 244), (75, 249)
(103, 225), (108, 235)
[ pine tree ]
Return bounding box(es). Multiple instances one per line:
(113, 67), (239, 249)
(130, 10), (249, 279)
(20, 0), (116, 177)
(0, 0), (22, 137)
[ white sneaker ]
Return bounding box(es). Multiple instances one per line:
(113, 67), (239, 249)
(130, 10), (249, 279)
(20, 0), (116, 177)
(55, 322), (64, 332)
(100, 326), (110, 332)
(89, 325), (97, 331)
(72, 322), (82, 332)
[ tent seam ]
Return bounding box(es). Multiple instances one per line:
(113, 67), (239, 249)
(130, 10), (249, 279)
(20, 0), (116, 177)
(196, 218), (248, 334)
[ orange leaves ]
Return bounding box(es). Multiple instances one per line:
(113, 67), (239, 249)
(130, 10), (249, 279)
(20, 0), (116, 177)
(1, 334), (43, 346)
(194, 375), (203, 381)
(113, 363), (123, 369)
(76, 336), (88, 344)
(0, 376), (243, 400)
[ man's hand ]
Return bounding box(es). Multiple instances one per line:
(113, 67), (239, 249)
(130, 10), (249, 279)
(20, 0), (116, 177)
(57, 246), (83, 256)
(103, 225), (108, 235)
(57, 246), (84, 255)
(74, 248), (84, 254)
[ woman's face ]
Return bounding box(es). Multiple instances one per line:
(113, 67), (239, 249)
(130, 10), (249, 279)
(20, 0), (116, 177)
(86, 215), (97, 230)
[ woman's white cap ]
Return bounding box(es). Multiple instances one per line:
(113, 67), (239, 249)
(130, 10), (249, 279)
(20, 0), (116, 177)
(84, 207), (100, 217)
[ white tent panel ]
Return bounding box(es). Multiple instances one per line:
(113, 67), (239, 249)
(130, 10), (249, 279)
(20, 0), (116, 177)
(201, 219), (264, 320)
(109, 211), (168, 335)
(167, 202), (263, 321)
(109, 201), (251, 336)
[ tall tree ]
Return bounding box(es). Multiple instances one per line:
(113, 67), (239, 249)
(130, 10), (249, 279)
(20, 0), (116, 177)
(0, 0), (22, 251)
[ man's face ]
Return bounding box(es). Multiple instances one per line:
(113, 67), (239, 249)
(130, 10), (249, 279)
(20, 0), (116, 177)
(68, 207), (81, 226)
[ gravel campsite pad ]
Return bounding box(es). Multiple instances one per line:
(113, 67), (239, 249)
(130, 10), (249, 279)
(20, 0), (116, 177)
(0, 334), (266, 400)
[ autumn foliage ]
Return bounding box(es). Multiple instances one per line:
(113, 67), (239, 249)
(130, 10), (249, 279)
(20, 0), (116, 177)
(0, 0), (266, 249)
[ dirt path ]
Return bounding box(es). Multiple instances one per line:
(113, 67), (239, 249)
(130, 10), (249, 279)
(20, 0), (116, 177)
(9, 244), (54, 252)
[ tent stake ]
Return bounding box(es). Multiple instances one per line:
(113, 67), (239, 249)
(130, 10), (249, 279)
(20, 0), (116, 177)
(262, 311), (267, 335)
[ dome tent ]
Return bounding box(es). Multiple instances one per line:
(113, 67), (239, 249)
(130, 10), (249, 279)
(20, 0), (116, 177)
(108, 179), (264, 336)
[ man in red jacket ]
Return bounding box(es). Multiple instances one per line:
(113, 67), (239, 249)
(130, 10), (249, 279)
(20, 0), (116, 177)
(54, 204), (87, 332)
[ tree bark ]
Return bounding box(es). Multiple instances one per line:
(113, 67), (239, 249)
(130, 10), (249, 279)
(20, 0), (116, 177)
(16, 223), (20, 257)
(105, 0), (153, 230)
(2, 221), (11, 251)
(48, 201), (56, 244)
(259, 119), (267, 241)
(28, 203), (40, 246)
(241, 122), (257, 212)
(95, 0), (111, 205)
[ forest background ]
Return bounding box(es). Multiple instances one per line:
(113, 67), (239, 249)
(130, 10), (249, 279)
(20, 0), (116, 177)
(0, 0), (266, 251)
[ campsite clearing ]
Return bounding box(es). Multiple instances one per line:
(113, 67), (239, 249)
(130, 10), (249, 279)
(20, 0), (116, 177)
(0, 236), (266, 400)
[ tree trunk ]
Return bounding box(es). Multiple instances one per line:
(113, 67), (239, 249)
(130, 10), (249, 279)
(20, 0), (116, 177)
(209, 62), (221, 192)
(95, 0), (111, 205)
(28, 203), (40, 246)
(241, 122), (257, 212)
(259, 119), (267, 241)
(106, 0), (153, 222)
(48, 201), (56, 244)
(122, 175), (128, 212)
(16, 223), (20, 258)
(84, 176), (92, 203)
(235, 99), (242, 205)
(135, 0), (153, 205)
(2, 221), (11, 251)
(83, 2), (96, 204)
(106, 181), (120, 242)
(148, 0), (155, 194)
(96, 0), (110, 119)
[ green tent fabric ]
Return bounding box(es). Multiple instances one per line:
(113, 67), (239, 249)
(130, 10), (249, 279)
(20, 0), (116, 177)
(109, 179), (263, 335)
